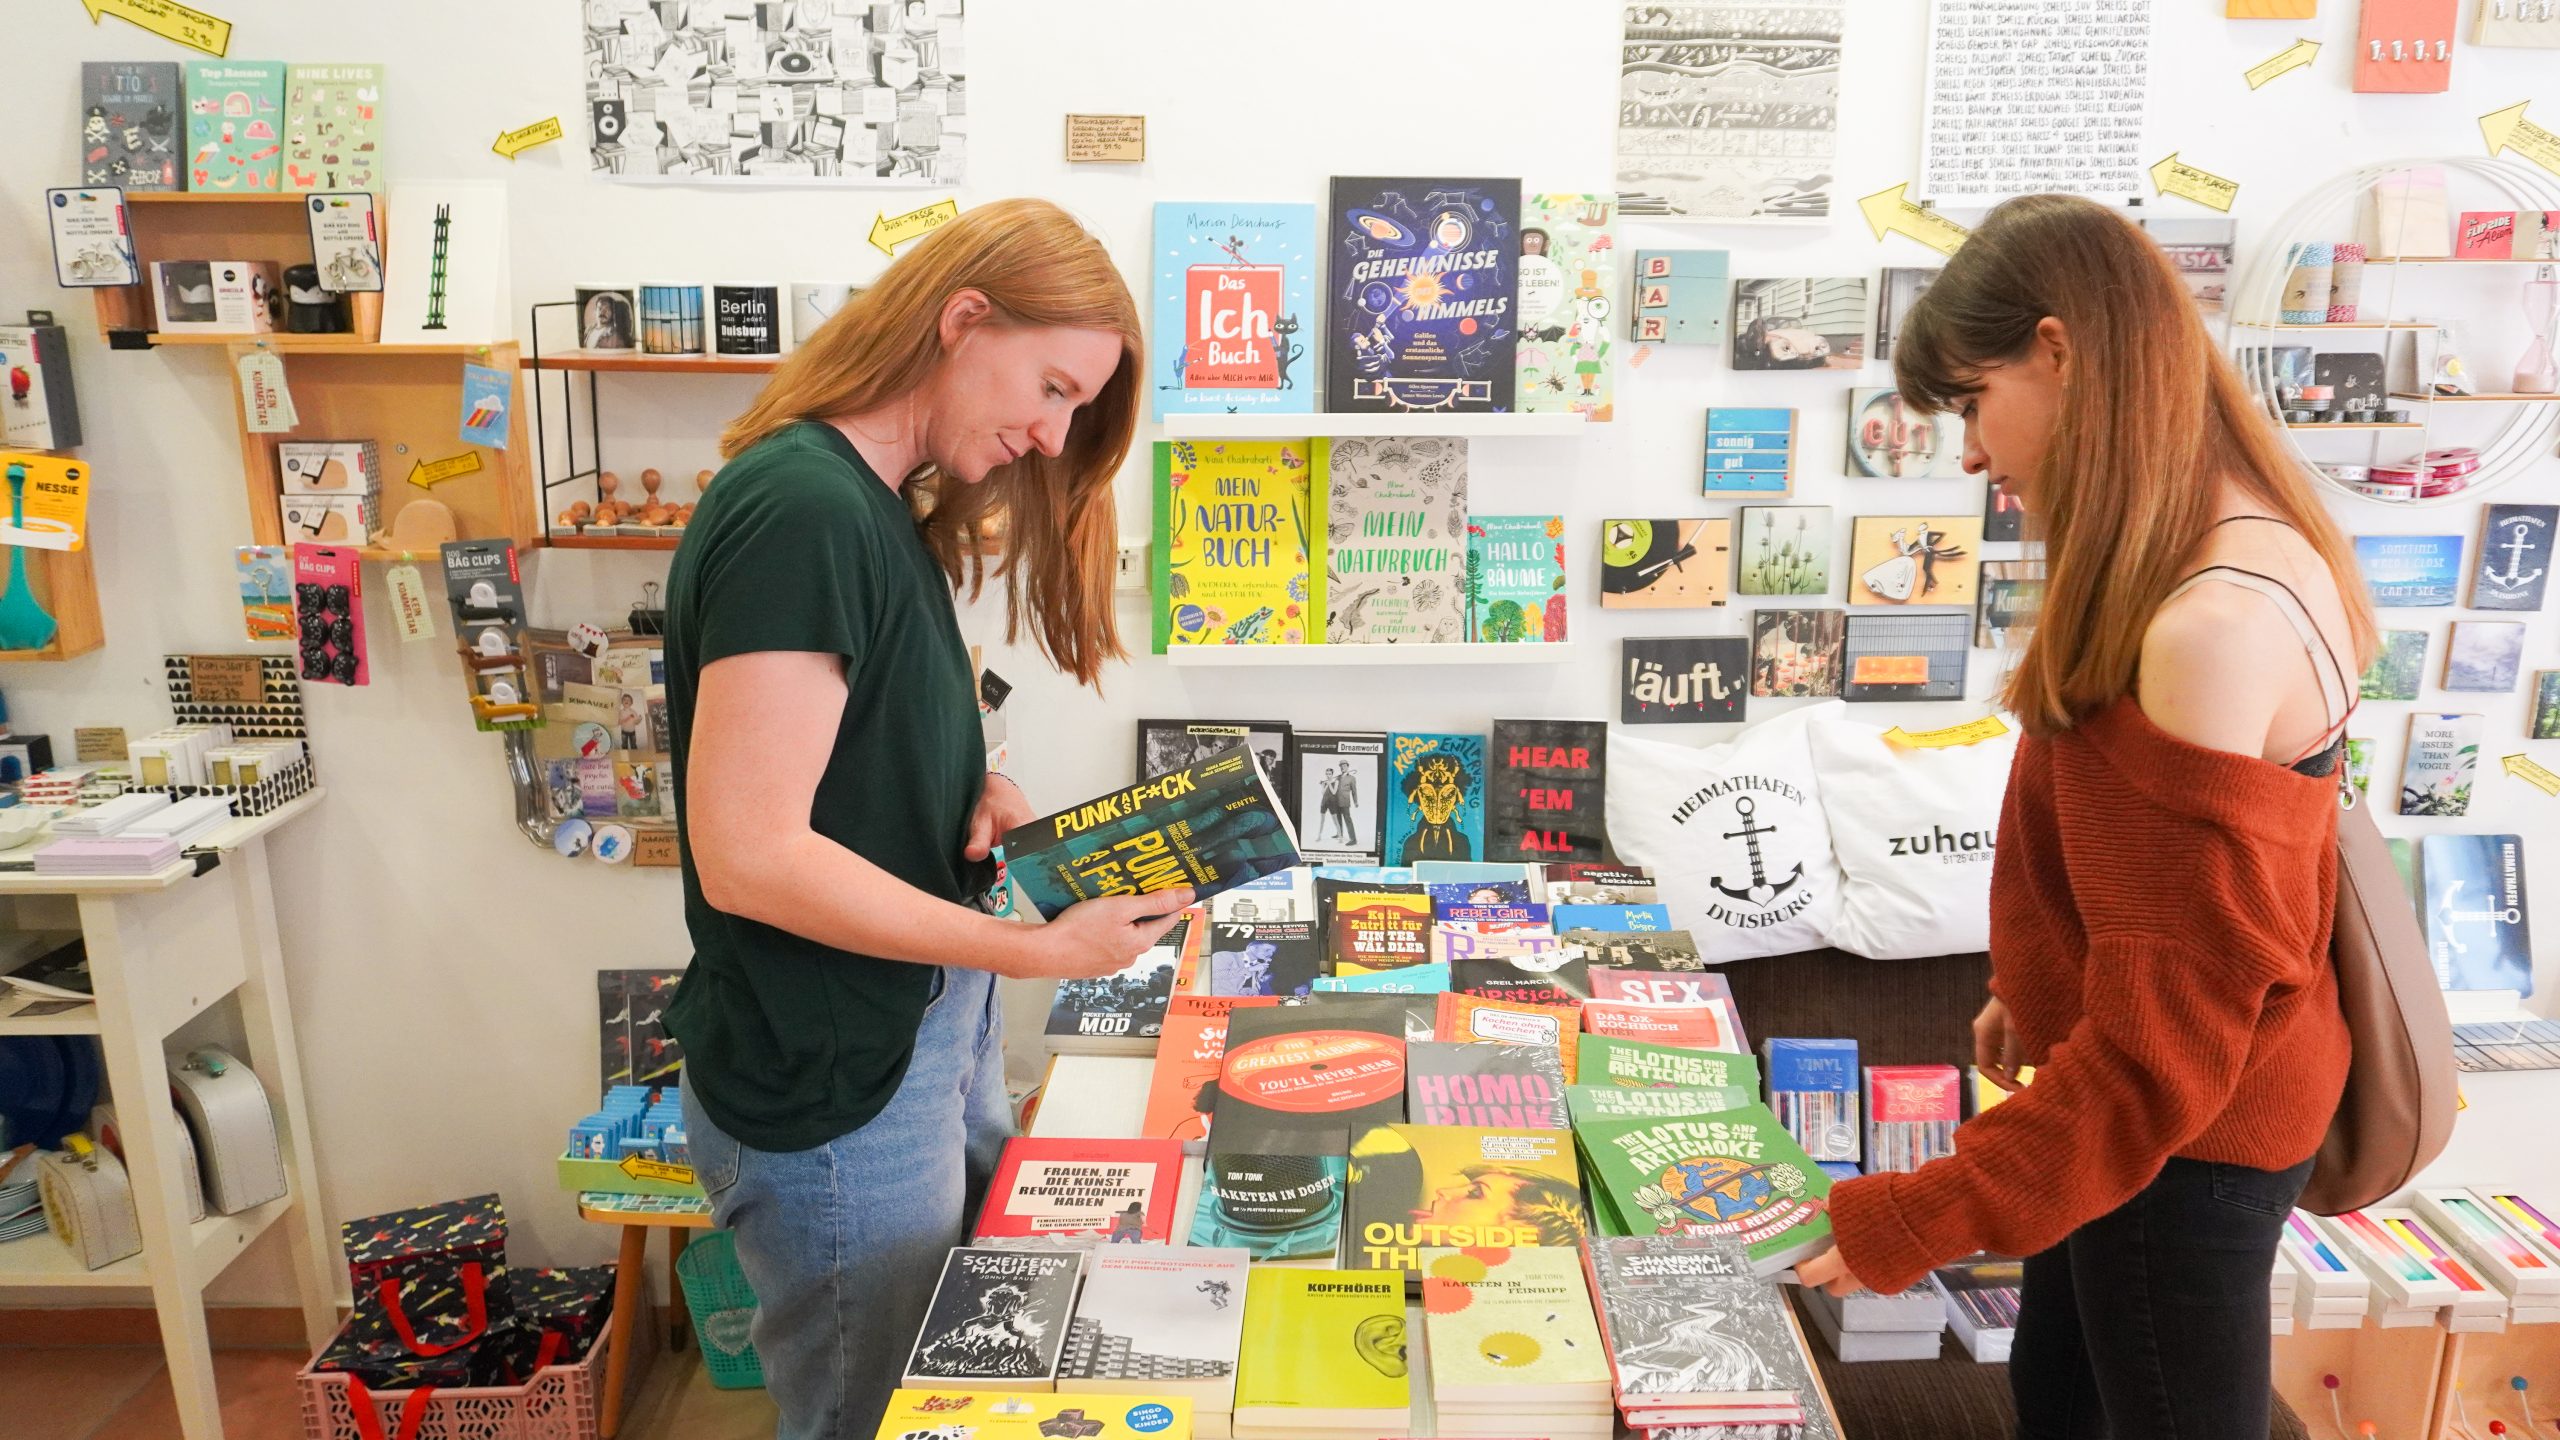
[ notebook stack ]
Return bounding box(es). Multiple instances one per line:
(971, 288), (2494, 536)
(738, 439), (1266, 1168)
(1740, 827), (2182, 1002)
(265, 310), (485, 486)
(1058, 1247), (1250, 1440)
(50, 792), (172, 837)
(121, 795), (234, 849)
(2314, 1210), (2458, 1327)
(34, 836), (185, 875)
(1928, 1256), (2022, 1363)
(1583, 1234), (1829, 1433)
(1798, 1282), (1947, 1362)
(1231, 1268), (1410, 1440)
(1418, 1247), (1613, 1438)
(2282, 1210), (2372, 1331)
(0, 1167), (42, 1243)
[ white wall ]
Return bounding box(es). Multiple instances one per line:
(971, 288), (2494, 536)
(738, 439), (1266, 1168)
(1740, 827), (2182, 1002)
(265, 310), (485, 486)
(4, 0), (2555, 1306)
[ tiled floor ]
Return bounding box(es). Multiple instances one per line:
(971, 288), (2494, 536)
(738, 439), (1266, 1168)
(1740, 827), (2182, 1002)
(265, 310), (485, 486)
(0, 1340), (777, 1440)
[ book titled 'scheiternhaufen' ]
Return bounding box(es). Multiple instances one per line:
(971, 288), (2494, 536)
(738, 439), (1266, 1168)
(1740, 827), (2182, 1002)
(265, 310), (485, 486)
(1004, 745), (1303, 921)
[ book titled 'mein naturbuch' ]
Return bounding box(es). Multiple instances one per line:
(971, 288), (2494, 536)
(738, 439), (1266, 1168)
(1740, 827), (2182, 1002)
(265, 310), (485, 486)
(1003, 745), (1303, 920)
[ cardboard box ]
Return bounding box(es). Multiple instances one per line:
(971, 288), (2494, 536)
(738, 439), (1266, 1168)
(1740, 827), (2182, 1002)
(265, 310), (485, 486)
(279, 494), (377, 546)
(150, 259), (279, 334)
(278, 441), (380, 496)
(0, 326), (82, 450)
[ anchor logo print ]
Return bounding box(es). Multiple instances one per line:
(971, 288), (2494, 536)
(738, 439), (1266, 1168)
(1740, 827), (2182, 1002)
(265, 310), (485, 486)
(2485, 517), (2548, 598)
(2433, 876), (2521, 955)
(1709, 794), (1803, 905)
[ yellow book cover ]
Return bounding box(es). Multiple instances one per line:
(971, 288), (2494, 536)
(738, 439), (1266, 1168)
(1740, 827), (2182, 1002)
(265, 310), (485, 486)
(1152, 440), (1317, 652)
(1328, 890), (1433, 975)
(875, 1390), (1193, 1440)
(1418, 1245), (1613, 1396)
(1232, 1268), (1410, 1419)
(1343, 1123), (1590, 1282)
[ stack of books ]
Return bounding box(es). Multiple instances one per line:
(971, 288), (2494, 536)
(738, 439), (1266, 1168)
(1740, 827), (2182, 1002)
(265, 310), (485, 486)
(2282, 1211), (2372, 1331)
(1798, 1282), (1947, 1362)
(1417, 1246), (1612, 1438)
(1231, 1268), (1409, 1440)
(1929, 1256), (2022, 1363)
(1057, 1247), (1251, 1440)
(1583, 1234), (1830, 1433)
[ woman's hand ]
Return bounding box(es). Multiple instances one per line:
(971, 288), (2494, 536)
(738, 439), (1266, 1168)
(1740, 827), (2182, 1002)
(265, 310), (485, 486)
(1793, 1245), (1872, 1298)
(1975, 995), (2024, 1092)
(965, 773), (1036, 861)
(1005, 889), (1197, 981)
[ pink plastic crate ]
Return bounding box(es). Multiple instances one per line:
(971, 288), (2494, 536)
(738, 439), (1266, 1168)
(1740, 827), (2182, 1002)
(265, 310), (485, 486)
(296, 1306), (655, 1440)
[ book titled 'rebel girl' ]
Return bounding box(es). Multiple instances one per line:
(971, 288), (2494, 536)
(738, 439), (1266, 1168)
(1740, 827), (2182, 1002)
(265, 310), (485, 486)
(1002, 745), (1303, 920)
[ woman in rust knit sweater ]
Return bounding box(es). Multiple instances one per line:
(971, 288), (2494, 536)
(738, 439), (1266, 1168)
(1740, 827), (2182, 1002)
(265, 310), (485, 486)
(1794, 195), (2376, 1438)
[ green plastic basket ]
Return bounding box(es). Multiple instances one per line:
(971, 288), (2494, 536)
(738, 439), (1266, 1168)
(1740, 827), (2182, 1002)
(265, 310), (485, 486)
(674, 1230), (765, 1391)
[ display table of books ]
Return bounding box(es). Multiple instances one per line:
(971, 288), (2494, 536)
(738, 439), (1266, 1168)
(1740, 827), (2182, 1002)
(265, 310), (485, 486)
(854, 846), (2560, 1440)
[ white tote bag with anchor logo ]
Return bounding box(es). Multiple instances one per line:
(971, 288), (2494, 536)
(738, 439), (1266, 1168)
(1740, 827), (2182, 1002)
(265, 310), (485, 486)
(1606, 704), (1841, 962)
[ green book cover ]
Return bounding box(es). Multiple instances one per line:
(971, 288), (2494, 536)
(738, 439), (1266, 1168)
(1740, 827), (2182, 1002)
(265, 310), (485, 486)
(1574, 1104), (1833, 1274)
(1565, 1082), (1757, 1125)
(1576, 1034), (1761, 1094)
(1153, 439), (1316, 652)
(185, 61), (286, 192)
(1417, 1245), (1612, 1393)
(1234, 1267), (1411, 1416)
(1463, 514), (1567, 643)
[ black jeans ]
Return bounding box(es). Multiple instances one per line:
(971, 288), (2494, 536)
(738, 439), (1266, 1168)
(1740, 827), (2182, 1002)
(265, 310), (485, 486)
(2011, 1154), (2314, 1439)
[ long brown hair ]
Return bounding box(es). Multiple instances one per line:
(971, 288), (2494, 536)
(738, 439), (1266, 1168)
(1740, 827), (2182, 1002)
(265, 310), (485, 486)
(1894, 194), (2378, 737)
(721, 198), (1139, 687)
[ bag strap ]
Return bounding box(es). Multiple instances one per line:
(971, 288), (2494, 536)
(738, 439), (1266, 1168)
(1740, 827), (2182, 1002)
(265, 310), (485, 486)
(343, 1377), (439, 1440)
(375, 1261), (488, 1357)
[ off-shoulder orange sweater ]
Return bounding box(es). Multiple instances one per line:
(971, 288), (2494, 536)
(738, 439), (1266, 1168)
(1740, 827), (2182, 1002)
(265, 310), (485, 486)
(1828, 694), (2352, 1296)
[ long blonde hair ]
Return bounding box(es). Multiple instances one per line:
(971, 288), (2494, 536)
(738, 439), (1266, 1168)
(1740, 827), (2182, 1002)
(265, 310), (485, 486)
(1893, 194), (2378, 737)
(722, 198), (1139, 687)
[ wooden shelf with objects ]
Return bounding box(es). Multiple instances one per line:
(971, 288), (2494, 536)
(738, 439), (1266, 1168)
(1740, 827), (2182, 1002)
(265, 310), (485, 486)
(222, 338), (541, 563)
(85, 193), (316, 348)
(0, 544), (106, 664)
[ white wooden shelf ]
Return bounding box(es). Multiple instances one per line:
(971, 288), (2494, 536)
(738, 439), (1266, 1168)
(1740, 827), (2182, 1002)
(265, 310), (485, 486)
(0, 1193), (288, 1289)
(1158, 412), (1587, 439)
(0, 789), (325, 896)
(1164, 642), (1579, 667)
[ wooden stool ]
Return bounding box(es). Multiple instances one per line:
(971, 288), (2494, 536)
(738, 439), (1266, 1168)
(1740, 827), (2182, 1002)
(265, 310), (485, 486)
(577, 1190), (714, 1439)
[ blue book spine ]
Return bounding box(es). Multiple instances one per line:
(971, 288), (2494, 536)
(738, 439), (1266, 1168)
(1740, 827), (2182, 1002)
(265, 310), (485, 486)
(1553, 903), (1672, 933)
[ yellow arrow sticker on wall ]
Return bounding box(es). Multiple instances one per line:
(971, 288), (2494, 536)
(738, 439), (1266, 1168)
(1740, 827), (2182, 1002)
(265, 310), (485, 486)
(2150, 154), (2241, 213)
(2244, 38), (2320, 90)
(1856, 184), (1969, 256)
(619, 1154), (696, 1186)
(492, 117), (564, 160)
(868, 198), (959, 258)
(2502, 754), (2560, 796)
(406, 452), (484, 490)
(79, 0), (229, 56)
(2484, 103), (2560, 180)
(1883, 715), (2013, 749)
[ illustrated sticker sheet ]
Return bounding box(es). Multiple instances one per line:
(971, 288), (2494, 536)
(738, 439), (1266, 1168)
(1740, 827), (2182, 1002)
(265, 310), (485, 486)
(582, 0), (966, 184)
(284, 64), (384, 192)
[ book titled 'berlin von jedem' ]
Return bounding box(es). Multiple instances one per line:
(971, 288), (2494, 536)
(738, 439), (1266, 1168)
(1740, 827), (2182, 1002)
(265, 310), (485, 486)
(1004, 746), (1302, 920)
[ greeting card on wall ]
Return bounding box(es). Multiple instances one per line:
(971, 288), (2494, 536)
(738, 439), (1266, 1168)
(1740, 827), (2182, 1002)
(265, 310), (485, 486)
(1600, 518), (1731, 609)
(582, 1), (966, 183)
(2399, 712), (2481, 816)
(1319, 437), (1468, 644)
(1150, 203), (1316, 419)
(2357, 535), (2464, 608)
(1844, 612), (1970, 701)
(2472, 504), (2556, 611)
(1326, 177), (1521, 413)
(1732, 278), (1867, 371)
(1517, 195), (1618, 420)
(380, 182), (511, 346)
(1848, 389), (1964, 478)
(1736, 506), (1831, 596)
(1851, 516), (1981, 607)
(1622, 637), (1750, 724)
(1751, 609), (1845, 698)
(1615, 2), (1843, 223)
(1920, 0), (2153, 206)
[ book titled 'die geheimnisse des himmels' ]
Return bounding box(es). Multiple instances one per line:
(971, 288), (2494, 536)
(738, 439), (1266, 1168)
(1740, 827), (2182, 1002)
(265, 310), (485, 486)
(1003, 745), (1303, 920)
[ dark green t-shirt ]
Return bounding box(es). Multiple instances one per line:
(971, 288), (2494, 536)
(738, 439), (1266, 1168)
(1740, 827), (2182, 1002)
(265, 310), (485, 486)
(662, 421), (993, 1153)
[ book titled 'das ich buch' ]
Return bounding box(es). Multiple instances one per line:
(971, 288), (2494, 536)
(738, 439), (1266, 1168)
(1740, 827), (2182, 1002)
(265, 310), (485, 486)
(1004, 746), (1303, 921)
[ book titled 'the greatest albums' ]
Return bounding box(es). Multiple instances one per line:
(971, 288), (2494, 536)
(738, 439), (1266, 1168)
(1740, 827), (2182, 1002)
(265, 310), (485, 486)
(1003, 744), (1304, 920)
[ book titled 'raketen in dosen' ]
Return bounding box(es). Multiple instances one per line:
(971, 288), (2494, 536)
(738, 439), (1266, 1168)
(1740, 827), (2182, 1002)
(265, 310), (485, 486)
(1004, 745), (1303, 920)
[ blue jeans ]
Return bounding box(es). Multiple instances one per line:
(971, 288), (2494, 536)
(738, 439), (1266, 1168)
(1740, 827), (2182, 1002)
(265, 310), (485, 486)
(684, 964), (1012, 1440)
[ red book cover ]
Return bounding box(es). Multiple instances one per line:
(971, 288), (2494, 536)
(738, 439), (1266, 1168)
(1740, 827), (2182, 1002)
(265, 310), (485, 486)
(1140, 994), (1281, 1146)
(971, 1137), (1187, 1245)
(1581, 999), (1744, 1052)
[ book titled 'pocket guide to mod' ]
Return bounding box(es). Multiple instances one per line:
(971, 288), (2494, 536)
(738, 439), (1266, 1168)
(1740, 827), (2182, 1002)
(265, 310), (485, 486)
(1003, 745), (1304, 920)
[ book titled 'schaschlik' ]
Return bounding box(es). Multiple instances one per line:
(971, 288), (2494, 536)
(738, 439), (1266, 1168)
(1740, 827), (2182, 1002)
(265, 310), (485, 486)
(1004, 746), (1302, 920)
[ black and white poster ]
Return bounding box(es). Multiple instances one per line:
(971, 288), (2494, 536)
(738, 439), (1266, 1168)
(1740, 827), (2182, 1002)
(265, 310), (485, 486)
(1622, 637), (1750, 724)
(582, 0), (965, 184)
(1137, 718), (1293, 805)
(1616, 3), (1843, 223)
(1294, 730), (1387, 866)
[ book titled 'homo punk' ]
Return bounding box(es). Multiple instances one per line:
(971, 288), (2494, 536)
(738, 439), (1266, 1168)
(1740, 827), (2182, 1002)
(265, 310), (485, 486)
(1003, 746), (1302, 920)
